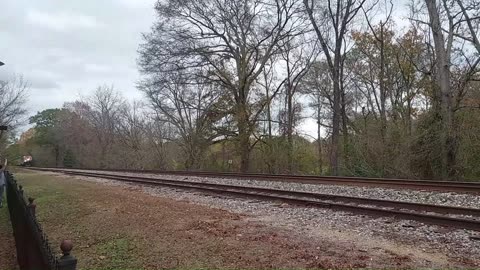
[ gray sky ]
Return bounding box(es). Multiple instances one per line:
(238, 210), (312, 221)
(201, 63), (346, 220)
(0, 0), (321, 136)
(0, 0), (156, 118)
(0, 0), (410, 138)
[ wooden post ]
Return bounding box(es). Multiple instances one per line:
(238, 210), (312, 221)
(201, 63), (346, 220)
(57, 240), (77, 270)
(27, 197), (36, 217)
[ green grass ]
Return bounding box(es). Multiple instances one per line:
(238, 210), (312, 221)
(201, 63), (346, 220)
(0, 188), (19, 270)
(12, 172), (79, 225)
(0, 182), (13, 233)
(9, 170), (323, 270)
(0, 197), (11, 232)
(12, 171), (146, 270)
(96, 237), (141, 270)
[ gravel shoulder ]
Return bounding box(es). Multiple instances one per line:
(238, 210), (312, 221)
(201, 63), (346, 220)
(64, 169), (480, 208)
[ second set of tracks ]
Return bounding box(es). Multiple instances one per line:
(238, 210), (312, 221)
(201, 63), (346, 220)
(38, 168), (480, 193)
(29, 167), (480, 232)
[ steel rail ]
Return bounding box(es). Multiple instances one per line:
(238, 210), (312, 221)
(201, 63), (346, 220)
(35, 167), (480, 193)
(147, 171), (480, 192)
(31, 168), (480, 231)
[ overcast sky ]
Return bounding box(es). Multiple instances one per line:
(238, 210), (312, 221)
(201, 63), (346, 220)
(0, 0), (410, 137)
(0, 0), (156, 118)
(0, 0), (318, 136)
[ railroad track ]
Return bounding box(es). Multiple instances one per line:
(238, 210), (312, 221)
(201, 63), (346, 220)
(34, 167), (480, 193)
(29, 168), (480, 231)
(143, 170), (480, 193)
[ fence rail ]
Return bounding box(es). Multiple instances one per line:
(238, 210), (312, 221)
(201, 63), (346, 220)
(6, 171), (77, 270)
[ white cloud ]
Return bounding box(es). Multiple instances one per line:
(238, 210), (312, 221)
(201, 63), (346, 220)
(28, 73), (60, 89)
(0, 0), (158, 127)
(26, 9), (101, 32)
(84, 63), (112, 73)
(117, 0), (154, 9)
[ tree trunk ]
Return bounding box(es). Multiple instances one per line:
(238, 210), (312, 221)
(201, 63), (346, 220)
(379, 23), (387, 176)
(184, 148), (195, 170)
(239, 131), (250, 173)
(265, 81), (275, 173)
(238, 105), (251, 173)
(286, 84), (294, 173)
(317, 96), (323, 174)
(425, 0), (456, 179)
(407, 96), (412, 136)
(100, 144), (108, 169)
(266, 84), (272, 139)
(331, 83), (341, 175)
(54, 146), (62, 167)
(340, 67), (349, 172)
(331, 66), (341, 176)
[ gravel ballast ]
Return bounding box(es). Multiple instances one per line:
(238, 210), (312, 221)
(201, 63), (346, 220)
(62, 169), (480, 208)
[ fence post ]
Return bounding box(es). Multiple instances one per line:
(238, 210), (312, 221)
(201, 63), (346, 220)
(57, 240), (77, 270)
(27, 197), (36, 217)
(6, 173), (28, 270)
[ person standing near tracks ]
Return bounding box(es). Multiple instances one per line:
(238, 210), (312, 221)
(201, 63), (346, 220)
(0, 158), (7, 208)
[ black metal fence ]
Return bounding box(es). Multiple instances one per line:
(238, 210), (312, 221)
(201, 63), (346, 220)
(6, 171), (77, 270)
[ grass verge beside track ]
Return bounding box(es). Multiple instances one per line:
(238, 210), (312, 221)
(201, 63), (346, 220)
(0, 193), (18, 269)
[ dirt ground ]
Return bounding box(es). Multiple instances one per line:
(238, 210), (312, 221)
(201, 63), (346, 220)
(10, 170), (477, 269)
(0, 193), (18, 269)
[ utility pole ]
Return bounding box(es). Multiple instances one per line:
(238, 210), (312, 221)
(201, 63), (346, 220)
(0, 126), (7, 152)
(0, 61), (8, 140)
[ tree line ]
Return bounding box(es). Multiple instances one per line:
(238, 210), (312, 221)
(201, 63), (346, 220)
(0, 76), (28, 151)
(5, 0), (480, 180)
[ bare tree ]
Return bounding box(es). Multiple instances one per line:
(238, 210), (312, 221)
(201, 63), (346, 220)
(116, 101), (148, 168)
(303, 0), (370, 175)
(278, 37), (317, 172)
(254, 57), (281, 173)
(360, 0), (394, 175)
(454, 0), (480, 54)
(303, 61), (333, 174)
(141, 73), (225, 169)
(0, 75), (28, 143)
(62, 102), (97, 167)
(410, 0), (480, 179)
(143, 117), (175, 169)
(139, 0), (306, 172)
(85, 85), (124, 168)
